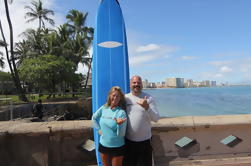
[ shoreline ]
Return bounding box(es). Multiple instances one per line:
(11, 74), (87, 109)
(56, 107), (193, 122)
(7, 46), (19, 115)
(144, 85), (251, 90)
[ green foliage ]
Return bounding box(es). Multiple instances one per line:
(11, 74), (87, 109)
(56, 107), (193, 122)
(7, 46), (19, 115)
(19, 55), (75, 92)
(0, 71), (12, 81)
(13, 1), (94, 94)
(0, 71), (15, 95)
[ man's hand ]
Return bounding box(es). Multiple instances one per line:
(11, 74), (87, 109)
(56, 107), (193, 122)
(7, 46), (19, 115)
(114, 118), (127, 125)
(137, 96), (149, 110)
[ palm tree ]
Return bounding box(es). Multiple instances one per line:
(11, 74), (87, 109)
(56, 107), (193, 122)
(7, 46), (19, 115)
(3, 0), (28, 102)
(0, 41), (6, 46)
(0, 19), (14, 75)
(66, 10), (94, 90)
(0, 40), (6, 68)
(66, 10), (93, 39)
(25, 0), (55, 29)
(84, 55), (92, 91)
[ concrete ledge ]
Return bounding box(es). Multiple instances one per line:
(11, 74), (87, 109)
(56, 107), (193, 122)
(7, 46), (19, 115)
(152, 114), (251, 166)
(0, 120), (96, 166)
(168, 154), (251, 166)
(1, 114), (251, 166)
(154, 114), (251, 128)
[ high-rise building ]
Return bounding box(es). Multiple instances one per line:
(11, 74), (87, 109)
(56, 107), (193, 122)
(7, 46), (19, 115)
(142, 79), (148, 88)
(165, 78), (184, 88)
(211, 81), (217, 87)
(202, 80), (211, 87)
(186, 79), (193, 87)
(149, 82), (156, 88)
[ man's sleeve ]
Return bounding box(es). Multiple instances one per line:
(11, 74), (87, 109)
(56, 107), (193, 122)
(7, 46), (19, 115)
(147, 97), (160, 122)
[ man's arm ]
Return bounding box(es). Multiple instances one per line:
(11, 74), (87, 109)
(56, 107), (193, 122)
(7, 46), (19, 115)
(137, 96), (160, 122)
(147, 98), (160, 122)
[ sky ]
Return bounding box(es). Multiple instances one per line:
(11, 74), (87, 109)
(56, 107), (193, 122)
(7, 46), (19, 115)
(1, 0), (251, 85)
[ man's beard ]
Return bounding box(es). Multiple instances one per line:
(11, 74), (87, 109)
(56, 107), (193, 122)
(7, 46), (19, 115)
(132, 86), (142, 93)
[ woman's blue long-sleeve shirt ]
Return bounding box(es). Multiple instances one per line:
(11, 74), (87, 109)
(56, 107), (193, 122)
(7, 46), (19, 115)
(92, 105), (127, 148)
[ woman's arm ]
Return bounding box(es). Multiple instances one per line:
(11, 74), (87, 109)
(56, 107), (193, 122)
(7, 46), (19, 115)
(91, 106), (103, 130)
(116, 110), (127, 136)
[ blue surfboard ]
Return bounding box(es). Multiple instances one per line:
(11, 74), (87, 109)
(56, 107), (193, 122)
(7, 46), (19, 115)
(92, 0), (130, 165)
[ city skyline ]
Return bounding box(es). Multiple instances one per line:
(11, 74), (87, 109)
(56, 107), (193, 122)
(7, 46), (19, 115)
(1, 0), (251, 84)
(143, 77), (219, 88)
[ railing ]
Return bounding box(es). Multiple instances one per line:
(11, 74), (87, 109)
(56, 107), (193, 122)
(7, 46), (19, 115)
(0, 98), (13, 120)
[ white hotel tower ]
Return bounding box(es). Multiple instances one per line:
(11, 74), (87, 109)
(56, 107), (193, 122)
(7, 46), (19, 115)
(165, 78), (185, 88)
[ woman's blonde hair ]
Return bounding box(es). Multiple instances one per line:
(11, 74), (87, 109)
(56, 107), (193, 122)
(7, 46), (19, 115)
(105, 86), (126, 110)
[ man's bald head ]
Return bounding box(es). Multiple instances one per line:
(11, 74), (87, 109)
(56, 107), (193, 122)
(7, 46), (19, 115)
(130, 75), (143, 95)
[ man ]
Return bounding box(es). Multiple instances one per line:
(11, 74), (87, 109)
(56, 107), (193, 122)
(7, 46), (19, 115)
(123, 75), (160, 166)
(32, 99), (44, 119)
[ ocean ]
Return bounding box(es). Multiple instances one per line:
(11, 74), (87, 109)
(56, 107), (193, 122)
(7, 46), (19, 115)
(144, 86), (251, 117)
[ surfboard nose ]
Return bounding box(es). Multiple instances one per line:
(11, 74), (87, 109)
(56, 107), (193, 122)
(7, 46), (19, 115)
(100, 0), (120, 5)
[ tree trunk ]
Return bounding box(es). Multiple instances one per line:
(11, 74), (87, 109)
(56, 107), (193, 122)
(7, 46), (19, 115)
(0, 20), (15, 83)
(84, 56), (92, 96)
(39, 16), (42, 30)
(4, 0), (28, 102)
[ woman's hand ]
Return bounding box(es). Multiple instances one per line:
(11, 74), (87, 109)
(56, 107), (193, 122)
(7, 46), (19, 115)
(114, 118), (127, 125)
(98, 130), (102, 135)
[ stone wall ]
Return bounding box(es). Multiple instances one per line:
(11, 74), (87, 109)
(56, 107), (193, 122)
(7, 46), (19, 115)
(152, 115), (251, 166)
(1, 114), (251, 166)
(0, 121), (96, 166)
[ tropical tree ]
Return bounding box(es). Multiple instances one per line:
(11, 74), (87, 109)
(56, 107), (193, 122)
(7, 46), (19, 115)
(66, 10), (92, 37)
(0, 71), (15, 95)
(0, 40), (5, 46)
(0, 40), (6, 68)
(15, 8), (94, 95)
(84, 54), (92, 91)
(19, 55), (76, 97)
(66, 10), (94, 90)
(0, 71), (11, 81)
(3, 0), (28, 101)
(25, 0), (55, 29)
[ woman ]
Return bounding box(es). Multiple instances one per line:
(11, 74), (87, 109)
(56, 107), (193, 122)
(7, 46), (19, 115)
(92, 86), (127, 166)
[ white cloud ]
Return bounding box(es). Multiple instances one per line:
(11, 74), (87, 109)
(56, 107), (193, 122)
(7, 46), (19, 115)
(136, 44), (160, 52)
(129, 54), (156, 66)
(0, 0), (59, 41)
(129, 43), (179, 66)
(214, 73), (223, 78)
(220, 66), (232, 73)
(180, 56), (195, 60)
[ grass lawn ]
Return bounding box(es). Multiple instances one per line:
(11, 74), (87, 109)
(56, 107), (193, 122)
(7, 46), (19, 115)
(0, 89), (92, 105)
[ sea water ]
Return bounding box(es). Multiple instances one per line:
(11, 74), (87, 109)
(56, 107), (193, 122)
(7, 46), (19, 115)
(145, 86), (251, 117)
